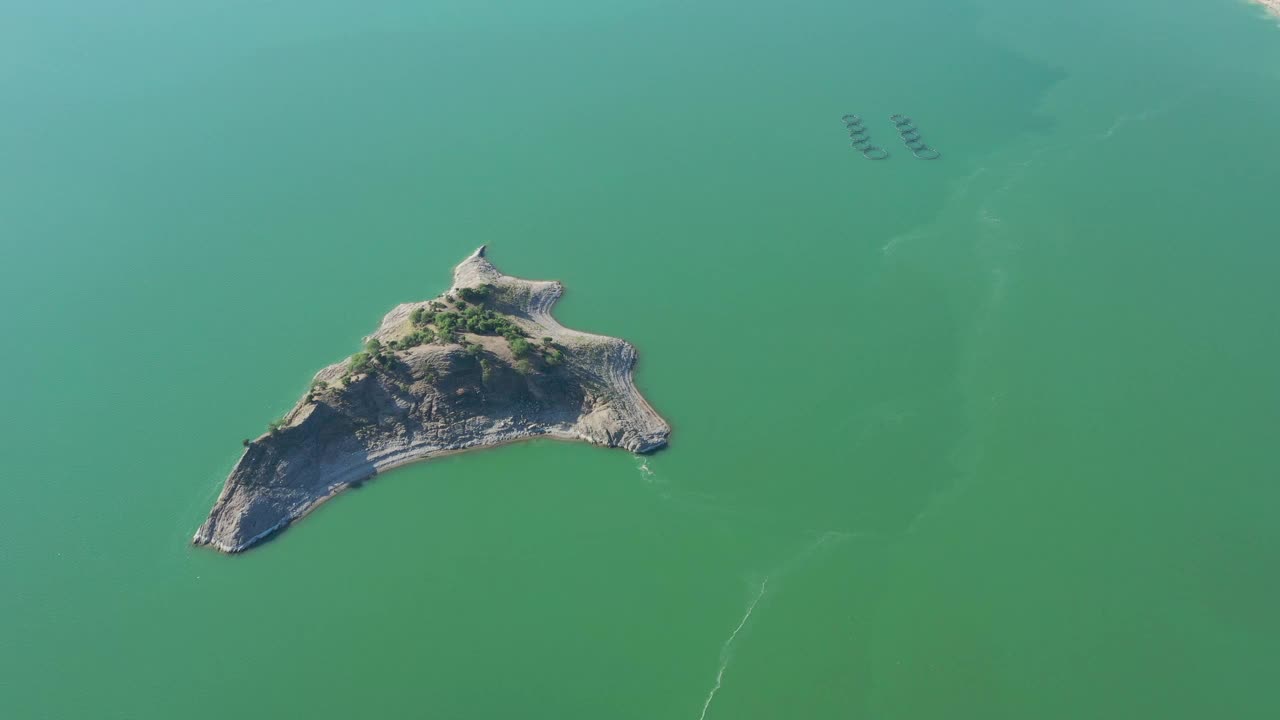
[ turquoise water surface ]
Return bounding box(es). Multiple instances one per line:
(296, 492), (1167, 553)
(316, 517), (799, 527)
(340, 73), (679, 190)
(3, 1), (1279, 717)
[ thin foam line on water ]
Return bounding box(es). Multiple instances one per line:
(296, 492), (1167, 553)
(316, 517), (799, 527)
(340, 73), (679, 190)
(881, 227), (929, 257)
(697, 577), (769, 720)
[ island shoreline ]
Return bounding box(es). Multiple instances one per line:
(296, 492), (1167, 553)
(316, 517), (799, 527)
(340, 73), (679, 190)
(193, 247), (671, 553)
(200, 429), (652, 553)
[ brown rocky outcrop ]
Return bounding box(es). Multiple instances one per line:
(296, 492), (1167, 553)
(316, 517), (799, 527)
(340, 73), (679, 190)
(193, 247), (669, 553)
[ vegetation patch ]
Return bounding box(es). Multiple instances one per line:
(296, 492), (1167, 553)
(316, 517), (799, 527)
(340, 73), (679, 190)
(320, 286), (567, 397)
(456, 284), (492, 303)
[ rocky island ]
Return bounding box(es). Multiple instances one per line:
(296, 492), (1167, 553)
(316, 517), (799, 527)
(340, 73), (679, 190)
(1254, 1), (1280, 19)
(193, 247), (670, 553)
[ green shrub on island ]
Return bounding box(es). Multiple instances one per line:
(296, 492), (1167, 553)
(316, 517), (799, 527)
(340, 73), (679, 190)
(434, 312), (463, 340)
(466, 343), (483, 357)
(428, 307), (526, 342)
(350, 351), (372, 374)
(508, 337), (532, 357)
(457, 284), (492, 303)
(514, 359), (533, 375)
(268, 419), (287, 435)
(543, 348), (565, 366)
(541, 336), (553, 346)
(391, 328), (435, 350)
(472, 311), (521, 336)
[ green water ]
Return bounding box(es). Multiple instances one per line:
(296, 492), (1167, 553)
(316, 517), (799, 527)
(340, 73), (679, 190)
(4, 1), (1280, 717)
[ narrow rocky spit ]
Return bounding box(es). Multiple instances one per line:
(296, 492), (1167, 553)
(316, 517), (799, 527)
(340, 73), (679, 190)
(193, 247), (670, 553)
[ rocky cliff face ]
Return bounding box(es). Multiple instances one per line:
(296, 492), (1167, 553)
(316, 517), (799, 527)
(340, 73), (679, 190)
(193, 247), (669, 553)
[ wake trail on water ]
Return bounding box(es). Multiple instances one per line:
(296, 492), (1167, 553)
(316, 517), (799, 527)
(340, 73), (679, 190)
(694, 531), (857, 719)
(697, 577), (769, 720)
